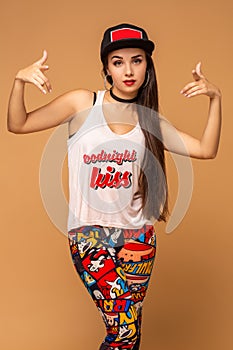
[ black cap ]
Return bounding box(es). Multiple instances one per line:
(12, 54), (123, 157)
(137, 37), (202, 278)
(100, 23), (155, 63)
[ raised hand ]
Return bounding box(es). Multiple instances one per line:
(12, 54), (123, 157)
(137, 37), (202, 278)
(180, 62), (221, 99)
(15, 50), (52, 94)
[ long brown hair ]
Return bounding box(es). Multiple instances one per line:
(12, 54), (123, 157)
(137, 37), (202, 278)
(102, 53), (169, 222)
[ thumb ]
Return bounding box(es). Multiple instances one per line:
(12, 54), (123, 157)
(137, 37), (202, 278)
(36, 49), (48, 65)
(192, 61), (205, 81)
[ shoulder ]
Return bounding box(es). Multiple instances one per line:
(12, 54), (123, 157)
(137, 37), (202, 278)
(65, 88), (97, 113)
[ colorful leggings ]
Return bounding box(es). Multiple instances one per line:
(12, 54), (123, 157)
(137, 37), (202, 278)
(68, 224), (156, 350)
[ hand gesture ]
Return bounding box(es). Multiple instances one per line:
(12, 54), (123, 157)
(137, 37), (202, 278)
(180, 62), (221, 99)
(15, 50), (52, 94)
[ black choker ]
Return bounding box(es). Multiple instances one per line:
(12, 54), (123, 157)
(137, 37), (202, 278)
(110, 89), (138, 103)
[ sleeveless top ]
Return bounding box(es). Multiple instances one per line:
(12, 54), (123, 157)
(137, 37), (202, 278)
(66, 90), (153, 231)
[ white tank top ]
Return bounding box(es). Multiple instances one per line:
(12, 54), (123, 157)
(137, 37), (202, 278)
(66, 90), (153, 231)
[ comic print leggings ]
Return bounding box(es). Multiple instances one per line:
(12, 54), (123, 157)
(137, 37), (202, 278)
(68, 224), (157, 350)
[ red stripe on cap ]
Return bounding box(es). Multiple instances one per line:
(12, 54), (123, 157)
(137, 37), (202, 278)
(111, 28), (143, 42)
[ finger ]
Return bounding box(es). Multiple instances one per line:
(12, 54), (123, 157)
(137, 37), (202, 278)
(35, 70), (52, 92)
(45, 79), (52, 92)
(32, 75), (50, 92)
(185, 87), (207, 98)
(196, 61), (205, 78)
(36, 49), (48, 66)
(193, 61), (205, 80)
(192, 69), (201, 81)
(32, 73), (45, 85)
(31, 77), (47, 94)
(180, 82), (198, 94)
(183, 85), (204, 96)
(41, 65), (49, 70)
(184, 86), (203, 97)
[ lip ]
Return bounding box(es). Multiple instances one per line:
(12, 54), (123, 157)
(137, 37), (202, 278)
(123, 80), (136, 86)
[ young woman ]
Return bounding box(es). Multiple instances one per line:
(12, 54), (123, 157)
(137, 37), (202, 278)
(7, 23), (221, 350)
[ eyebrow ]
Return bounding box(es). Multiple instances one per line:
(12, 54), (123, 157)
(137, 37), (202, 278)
(111, 54), (143, 60)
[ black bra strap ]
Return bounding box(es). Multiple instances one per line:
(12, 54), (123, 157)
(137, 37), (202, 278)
(93, 91), (97, 105)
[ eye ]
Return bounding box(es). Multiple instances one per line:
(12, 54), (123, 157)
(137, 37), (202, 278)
(133, 58), (142, 64)
(113, 60), (123, 67)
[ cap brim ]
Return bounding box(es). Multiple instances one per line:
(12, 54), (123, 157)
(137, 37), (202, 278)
(101, 39), (155, 61)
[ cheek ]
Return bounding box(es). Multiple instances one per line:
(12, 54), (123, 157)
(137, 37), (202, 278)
(136, 61), (147, 74)
(139, 67), (147, 80)
(142, 63), (147, 74)
(110, 70), (122, 82)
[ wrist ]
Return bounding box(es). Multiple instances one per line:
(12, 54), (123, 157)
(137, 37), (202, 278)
(15, 71), (24, 82)
(210, 89), (221, 100)
(14, 76), (25, 87)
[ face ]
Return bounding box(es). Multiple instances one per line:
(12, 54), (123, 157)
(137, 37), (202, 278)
(107, 47), (147, 97)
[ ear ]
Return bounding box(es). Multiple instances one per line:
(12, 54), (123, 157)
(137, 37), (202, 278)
(106, 63), (111, 76)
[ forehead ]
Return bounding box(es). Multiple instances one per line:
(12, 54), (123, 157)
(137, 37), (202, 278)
(108, 47), (146, 59)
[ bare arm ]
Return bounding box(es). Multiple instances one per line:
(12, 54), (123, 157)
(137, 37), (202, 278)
(160, 62), (222, 159)
(7, 50), (93, 134)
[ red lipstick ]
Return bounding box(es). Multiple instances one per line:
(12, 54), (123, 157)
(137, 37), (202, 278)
(123, 80), (136, 86)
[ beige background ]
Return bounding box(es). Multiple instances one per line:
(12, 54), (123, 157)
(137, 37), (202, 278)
(1, 0), (232, 349)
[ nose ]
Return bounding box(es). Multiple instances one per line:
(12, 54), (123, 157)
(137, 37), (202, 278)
(125, 62), (133, 77)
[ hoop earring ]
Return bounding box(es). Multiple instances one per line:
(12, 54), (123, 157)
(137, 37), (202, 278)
(142, 71), (150, 88)
(104, 74), (114, 90)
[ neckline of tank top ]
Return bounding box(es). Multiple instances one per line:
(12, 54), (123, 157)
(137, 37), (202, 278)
(99, 90), (140, 138)
(67, 90), (140, 145)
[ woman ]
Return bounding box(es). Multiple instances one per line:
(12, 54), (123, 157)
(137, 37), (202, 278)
(7, 23), (221, 350)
